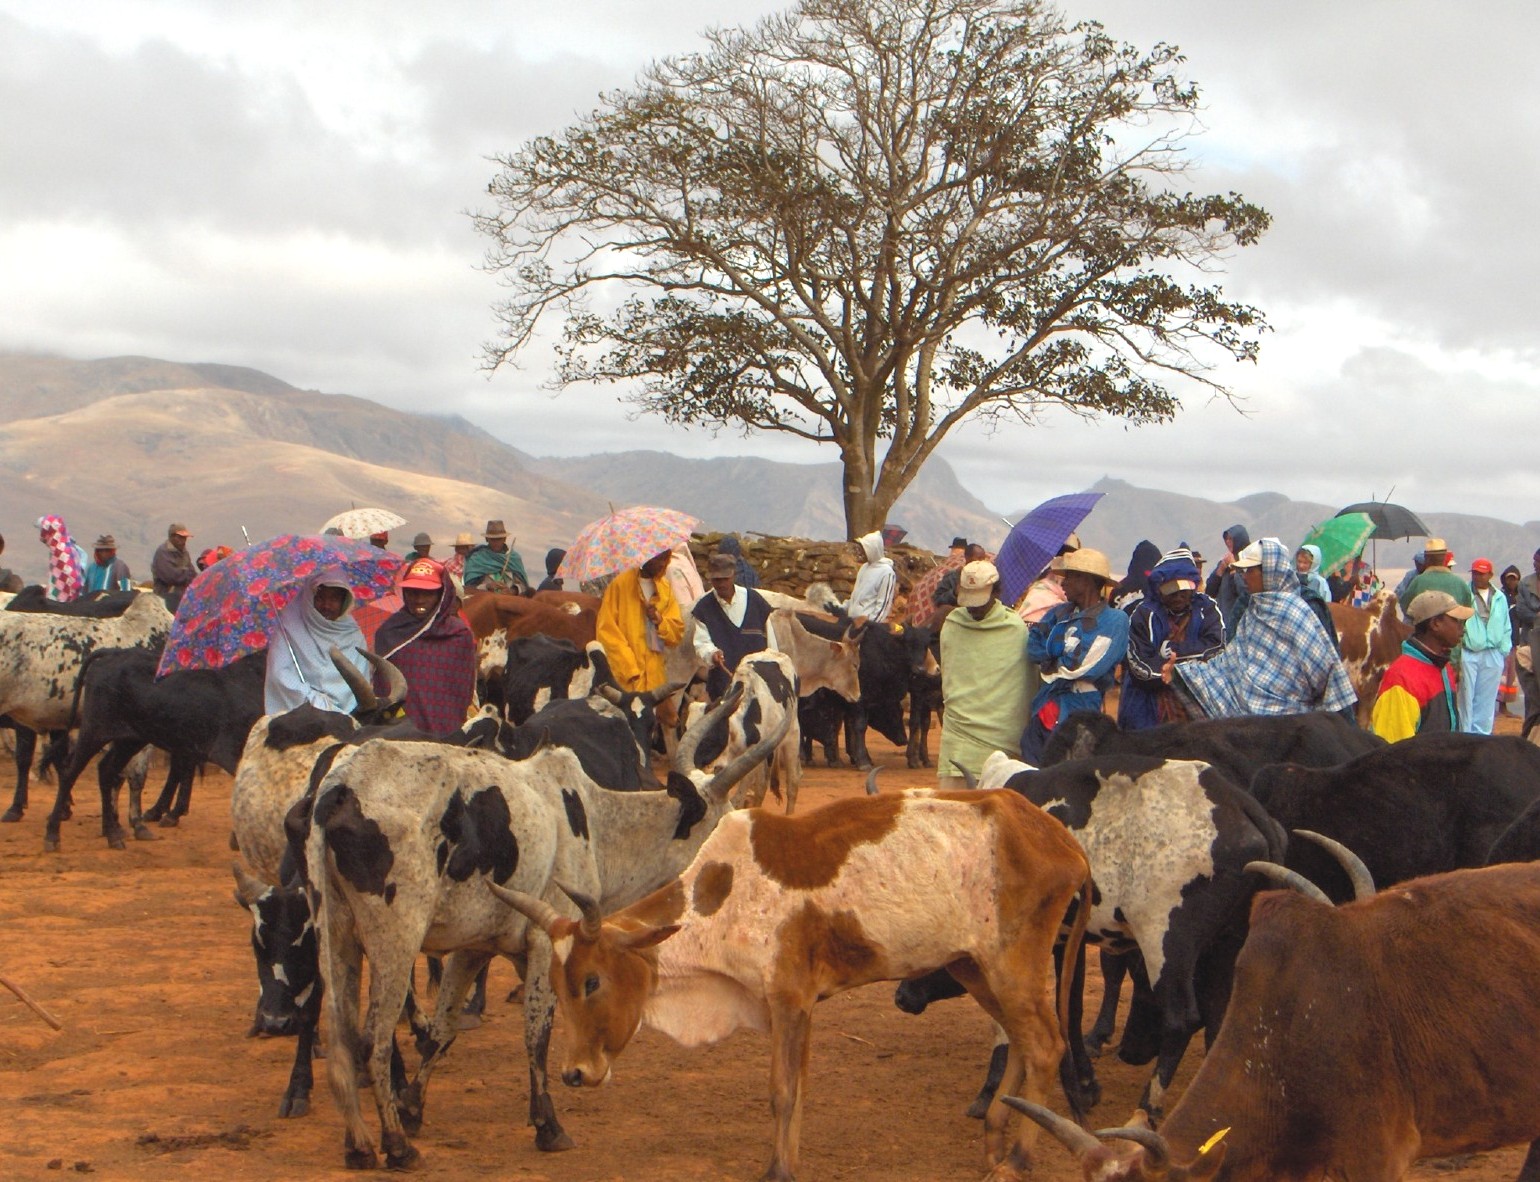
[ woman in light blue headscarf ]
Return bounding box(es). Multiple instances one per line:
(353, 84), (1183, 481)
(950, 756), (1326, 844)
(264, 568), (372, 714)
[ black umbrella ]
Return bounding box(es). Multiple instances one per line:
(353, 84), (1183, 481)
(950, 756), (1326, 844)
(1335, 501), (1430, 540)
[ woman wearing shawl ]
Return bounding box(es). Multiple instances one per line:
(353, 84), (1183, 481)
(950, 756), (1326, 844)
(36, 515), (88, 603)
(536, 548), (567, 592)
(1177, 538), (1356, 719)
(374, 557), (477, 735)
(1294, 543), (1340, 653)
(264, 568), (372, 714)
(716, 535), (759, 590)
(840, 531), (897, 625)
(937, 560), (1030, 784)
(1119, 547), (1226, 731)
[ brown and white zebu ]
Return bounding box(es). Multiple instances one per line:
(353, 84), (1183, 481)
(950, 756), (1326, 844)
(1013, 851), (1540, 1181)
(498, 788), (1093, 1182)
(301, 688), (787, 1169)
(1329, 589), (1412, 728)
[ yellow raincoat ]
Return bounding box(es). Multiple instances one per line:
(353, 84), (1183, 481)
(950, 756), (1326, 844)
(595, 567), (685, 692)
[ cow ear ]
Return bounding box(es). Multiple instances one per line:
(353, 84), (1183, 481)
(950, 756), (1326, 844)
(616, 923), (680, 951)
(830, 641), (843, 655)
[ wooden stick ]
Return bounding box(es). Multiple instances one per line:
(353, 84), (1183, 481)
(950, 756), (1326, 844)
(0, 974), (63, 1030)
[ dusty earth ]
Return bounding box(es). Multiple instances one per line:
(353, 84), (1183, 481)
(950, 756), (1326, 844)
(0, 729), (1530, 1182)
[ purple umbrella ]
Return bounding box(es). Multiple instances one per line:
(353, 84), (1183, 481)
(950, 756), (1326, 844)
(995, 492), (1105, 605)
(156, 534), (403, 677)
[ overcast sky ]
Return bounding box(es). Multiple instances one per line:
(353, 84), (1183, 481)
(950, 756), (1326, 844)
(3, 1), (1535, 521)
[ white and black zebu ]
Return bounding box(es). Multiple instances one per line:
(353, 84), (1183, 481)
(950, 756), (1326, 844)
(295, 685), (788, 1168)
(895, 753), (1286, 1122)
(683, 651), (803, 811)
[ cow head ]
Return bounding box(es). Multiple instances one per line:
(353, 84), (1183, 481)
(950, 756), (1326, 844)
(492, 883), (678, 1088)
(232, 863), (318, 1038)
(1005, 1098), (1228, 1180)
(595, 679), (688, 756)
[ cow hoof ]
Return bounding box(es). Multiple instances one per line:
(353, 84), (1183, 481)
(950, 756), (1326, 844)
(397, 1084), (424, 1135)
(157, 814), (180, 829)
(455, 1012), (482, 1031)
(855, 761), (874, 772)
(343, 1146), (379, 1170)
(964, 1094), (992, 1120)
(0, 807), (22, 823)
(384, 1144), (421, 1171)
(134, 824), (157, 842)
(43, 835), (60, 853)
(534, 1127), (575, 1153)
(1084, 1033), (1109, 1059)
(278, 1092), (310, 1119)
(141, 806), (163, 823)
(106, 833), (126, 851)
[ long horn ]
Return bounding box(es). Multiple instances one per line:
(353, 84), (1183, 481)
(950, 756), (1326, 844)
(1094, 1125), (1171, 1169)
(330, 645), (378, 713)
(231, 862), (268, 908)
(673, 682), (744, 774)
(865, 767), (880, 795)
(1245, 860), (1331, 905)
(555, 881), (603, 939)
(1294, 829), (1376, 900)
(950, 760), (977, 789)
(999, 1098), (1101, 1155)
(640, 679), (689, 707)
(706, 701), (792, 801)
(596, 684), (624, 705)
(487, 883), (564, 935)
(358, 648), (407, 710)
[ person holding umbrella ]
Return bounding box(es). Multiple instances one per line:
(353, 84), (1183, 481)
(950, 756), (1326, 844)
(595, 549), (685, 694)
(373, 557), (476, 735)
(265, 569), (374, 715)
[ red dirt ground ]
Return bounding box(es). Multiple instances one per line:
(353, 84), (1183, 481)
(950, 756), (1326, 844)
(0, 730), (1529, 1181)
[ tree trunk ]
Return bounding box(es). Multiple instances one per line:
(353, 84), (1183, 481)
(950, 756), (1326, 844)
(839, 452), (897, 540)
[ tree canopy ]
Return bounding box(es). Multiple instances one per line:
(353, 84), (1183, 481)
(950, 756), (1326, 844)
(477, 0), (1270, 538)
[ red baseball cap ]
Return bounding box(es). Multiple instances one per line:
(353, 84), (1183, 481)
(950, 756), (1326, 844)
(401, 558), (444, 589)
(1471, 557), (1494, 574)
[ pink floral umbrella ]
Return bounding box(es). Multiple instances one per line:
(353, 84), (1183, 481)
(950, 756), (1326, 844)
(156, 534), (402, 676)
(556, 506), (702, 585)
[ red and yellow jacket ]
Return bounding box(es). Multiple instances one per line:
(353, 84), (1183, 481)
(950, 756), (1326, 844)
(1371, 639), (1457, 743)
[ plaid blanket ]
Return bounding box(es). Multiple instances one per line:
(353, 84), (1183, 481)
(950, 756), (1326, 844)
(1179, 538), (1355, 718)
(36, 515), (85, 602)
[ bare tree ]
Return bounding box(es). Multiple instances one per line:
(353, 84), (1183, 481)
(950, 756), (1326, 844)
(477, 0), (1269, 538)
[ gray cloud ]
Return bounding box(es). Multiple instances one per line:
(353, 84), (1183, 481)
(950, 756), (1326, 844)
(2, 0), (1537, 530)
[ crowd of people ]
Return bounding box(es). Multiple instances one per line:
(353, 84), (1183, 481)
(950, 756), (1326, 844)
(930, 529), (1540, 782)
(7, 508), (1539, 784)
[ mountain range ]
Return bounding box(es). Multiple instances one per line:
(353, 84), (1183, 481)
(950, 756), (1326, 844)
(3, 352), (1537, 586)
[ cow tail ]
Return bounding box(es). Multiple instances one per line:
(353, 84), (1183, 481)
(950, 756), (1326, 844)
(1057, 870), (1094, 1115)
(67, 647), (107, 729)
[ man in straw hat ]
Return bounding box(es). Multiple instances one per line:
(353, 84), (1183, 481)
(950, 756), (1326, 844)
(1023, 547), (1128, 763)
(1177, 538), (1356, 722)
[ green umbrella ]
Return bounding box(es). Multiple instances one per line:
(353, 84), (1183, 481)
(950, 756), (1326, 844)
(1301, 512), (1375, 578)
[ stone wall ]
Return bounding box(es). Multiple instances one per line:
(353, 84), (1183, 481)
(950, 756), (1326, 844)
(690, 532), (942, 600)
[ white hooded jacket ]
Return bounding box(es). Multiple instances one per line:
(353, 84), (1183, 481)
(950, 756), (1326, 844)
(846, 531), (897, 623)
